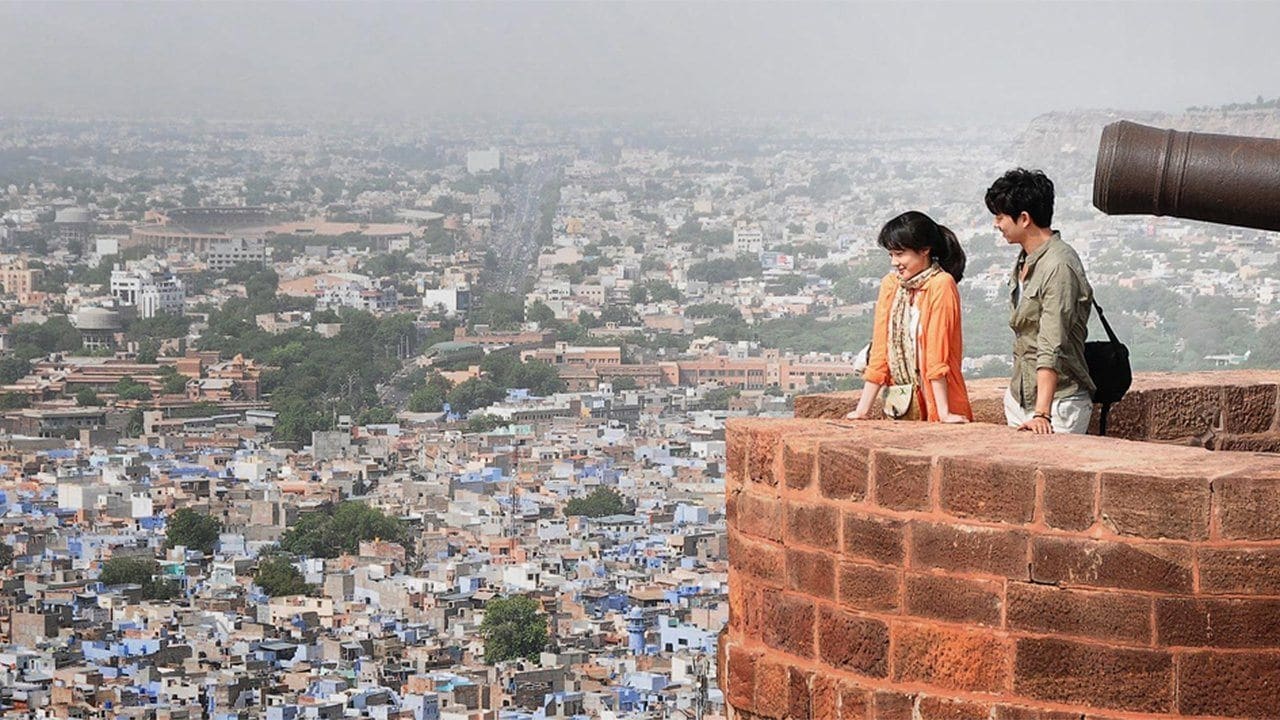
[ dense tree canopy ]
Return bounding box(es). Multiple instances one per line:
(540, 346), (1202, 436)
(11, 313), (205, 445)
(279, 502), (406, 558)
(564, 486), (633, 518)
(165, 508), (222, 554)
(255, 555), (310, 597)
(99, 556), (178, 599)
(480, 595), (548, 664)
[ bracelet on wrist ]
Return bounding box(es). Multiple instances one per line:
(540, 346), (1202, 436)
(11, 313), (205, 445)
(1033, 411), (1051, 421)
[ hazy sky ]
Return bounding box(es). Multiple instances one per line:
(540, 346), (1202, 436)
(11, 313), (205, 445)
(3, 1), (1278, 123)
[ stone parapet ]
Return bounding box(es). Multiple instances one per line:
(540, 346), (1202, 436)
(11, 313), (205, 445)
(794, 370), (1280, 449)
(723, 411), (1280, 719)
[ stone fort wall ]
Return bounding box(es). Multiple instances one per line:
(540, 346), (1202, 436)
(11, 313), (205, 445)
(723, 371), (1280, 719)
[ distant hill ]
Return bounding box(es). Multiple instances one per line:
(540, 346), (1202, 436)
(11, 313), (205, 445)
(1013, 106), (1280, 189)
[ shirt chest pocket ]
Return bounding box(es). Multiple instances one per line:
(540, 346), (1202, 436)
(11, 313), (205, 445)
(1010, 283), (1042, 332)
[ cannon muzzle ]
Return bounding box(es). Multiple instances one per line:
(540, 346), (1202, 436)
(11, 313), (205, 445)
(1093, 120), (1280, 232)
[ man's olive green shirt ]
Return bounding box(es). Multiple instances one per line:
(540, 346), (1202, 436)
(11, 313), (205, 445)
(1009, 231), (1096, 410)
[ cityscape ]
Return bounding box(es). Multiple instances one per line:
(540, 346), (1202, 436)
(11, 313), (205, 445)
(2, 4), (1280, 720)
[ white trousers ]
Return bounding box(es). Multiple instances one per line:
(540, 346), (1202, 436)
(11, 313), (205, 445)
(1004, 388), (1093, 434)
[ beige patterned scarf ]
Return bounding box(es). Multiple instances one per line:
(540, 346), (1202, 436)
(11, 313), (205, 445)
(887, 262), (942, 385)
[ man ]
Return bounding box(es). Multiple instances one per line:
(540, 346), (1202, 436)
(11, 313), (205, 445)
(985, 168), (1095, 434)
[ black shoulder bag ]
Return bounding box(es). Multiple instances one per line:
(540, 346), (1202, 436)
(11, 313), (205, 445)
(1083, 299), (1131, 436)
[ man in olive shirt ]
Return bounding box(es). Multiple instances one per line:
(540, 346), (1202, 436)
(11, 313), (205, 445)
(985, 169), (1095, 434)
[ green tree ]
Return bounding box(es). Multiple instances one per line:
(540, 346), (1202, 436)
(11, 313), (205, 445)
(610, 377), (638, 391)
(0, 541), (13, 569)
(255, 555), (310, 596)
(526, 301), (558, 326)
(76, 388), (102, 406)
(0, 392), (30, 410)
(445, 377), (505, 415)
(279, 501), (406, 558)
(159, 365), (189, 395)
(100, 556), (155, 585)
(358, 406), (397, 425)
(99, 556), (179, 599)
(564, 486), (632, 518)
(466, 414), (506, 433)
(480, 595), (548, 664)
(114, 376), (153, 401)
(703, 386), (741, 410)
(165, 508), (222, 554)
(408, 373), (453, 412)
(0, 356), (30, 384)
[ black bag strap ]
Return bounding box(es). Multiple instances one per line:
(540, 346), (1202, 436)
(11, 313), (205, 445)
(1091, 298), (1121, 345)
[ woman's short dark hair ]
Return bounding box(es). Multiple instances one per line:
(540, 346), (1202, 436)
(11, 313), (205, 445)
(984, 168), (1055, 228)
(876, 211), (966, 283)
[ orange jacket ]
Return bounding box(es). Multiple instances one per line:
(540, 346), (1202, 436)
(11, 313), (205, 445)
(864, 271), (972, 421)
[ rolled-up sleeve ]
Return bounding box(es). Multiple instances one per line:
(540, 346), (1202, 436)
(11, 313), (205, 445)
(923, 278), (960, 380)
(863, 276), (895, 385)
(1035, 267), (1077, 371)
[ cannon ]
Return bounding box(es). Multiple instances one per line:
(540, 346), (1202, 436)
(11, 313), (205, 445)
(1093, 120), (1280, 231)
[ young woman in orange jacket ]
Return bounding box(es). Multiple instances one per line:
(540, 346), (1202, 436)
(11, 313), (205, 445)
(846, 211), (972, 423)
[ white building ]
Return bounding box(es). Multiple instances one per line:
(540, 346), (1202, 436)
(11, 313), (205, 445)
(110, 268), (185, 318)
(421, 287), (471, 317)
(733, 222), (764, 255)
(466, 148), (501, 174)
(205, 238), (266, 271)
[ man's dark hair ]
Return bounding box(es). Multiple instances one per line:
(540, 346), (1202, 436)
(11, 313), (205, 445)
(985, 168), (1055, 228)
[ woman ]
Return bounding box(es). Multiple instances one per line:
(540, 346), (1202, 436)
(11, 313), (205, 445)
(846, 211), (972, 423)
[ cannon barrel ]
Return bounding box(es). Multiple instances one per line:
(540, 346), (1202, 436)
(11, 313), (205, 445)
(1093, 120), (1280, 232)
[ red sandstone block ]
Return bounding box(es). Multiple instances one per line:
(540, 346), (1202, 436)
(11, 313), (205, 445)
(838, 561), (900, 613)
(729, 531), (785, 587)
(1006, 582), (1152, 645)
(839, 681), (871, 720)
(762, 592), (815, 659)
(1215, 432), (1280, 453)
(1222, 384), (1278, 434)
(904, 573), (1003, 628)
(1099, 471), (1211, 540)
(872, 449), (932, 511)
(1039, 467), (1097, 531)
(1177, 649), (1280, 717)
(737, 491), (784, 542)
(787, 666), (812, 719)
(747, 427), (782, 487)
(909, 521), (1029, 578)
(726, 423), (747, 488)
(818, 439), (871, 501)
(1097, 390), (1147, 440)
(782, 666), (810, 719)
(1216, 473), (1280, 541)
(810, 675), (839, 720)
(1198, 546), (1280, 595)
(781, 436), (816, 491)
(1156, 597), (1280, 648)
(1145, 385), (1221, 441)
(753, 657), (789, 718)
(939, 457), (1037, 525)
(786, 548), (835, 599)
(786, 500), (839, 549)
(1013, 637), (1172, 713)
(1030, 536), (1193, 594)
(872, 690), (917, 720)
(891, 622), (1011, 693)
(726, 644), (757, 710)
(917, 696), (990, 720)
(842, 510), (905, 565)
(992, 706), (1087, 720)
(816, 605), (890, 678)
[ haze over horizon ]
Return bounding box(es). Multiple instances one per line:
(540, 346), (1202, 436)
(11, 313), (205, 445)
(3, 1), (1279, 125)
